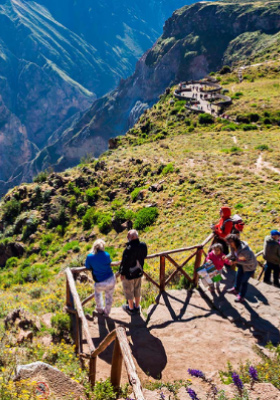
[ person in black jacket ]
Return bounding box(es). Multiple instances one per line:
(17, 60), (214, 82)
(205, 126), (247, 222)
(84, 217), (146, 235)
(119, 229), (147, 315)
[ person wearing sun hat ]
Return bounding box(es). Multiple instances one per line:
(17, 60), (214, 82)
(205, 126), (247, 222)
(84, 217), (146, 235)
(263, 229), (280, 287)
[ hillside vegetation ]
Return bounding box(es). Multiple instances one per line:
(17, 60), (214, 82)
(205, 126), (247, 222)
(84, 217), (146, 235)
(0, 59), (280, 397)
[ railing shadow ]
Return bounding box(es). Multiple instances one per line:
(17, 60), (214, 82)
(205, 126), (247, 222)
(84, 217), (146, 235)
(91, 314), (116, 364)
(203, 269), (279, 346)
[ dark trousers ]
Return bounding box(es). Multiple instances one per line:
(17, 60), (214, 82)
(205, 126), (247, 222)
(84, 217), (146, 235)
(234, 265), (254, 298)
(264, 262), (280, 286)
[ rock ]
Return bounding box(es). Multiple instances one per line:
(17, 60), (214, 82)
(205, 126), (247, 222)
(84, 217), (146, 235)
(5, 308), (41, 332)
(87, 229), (97, 241)
(42, 313), (54, 329)
(15, 362), (86, 400)
(0, 242), (25, 268)
(17, 330), (33, 344)
(94, 161), (106, 171)
(108, 137), (119, 149)
(149, 183), (163, 192)
(41, 335), (53, 347)
(77, 272), (89, 284)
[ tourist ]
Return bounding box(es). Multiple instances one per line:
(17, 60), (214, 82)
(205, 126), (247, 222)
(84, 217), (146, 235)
(263, 230), (280, 287)
(226, 234), (257, 302)
(85, 239), (116, 317)
(119, 229), (147, 315)
(206, 243), (230, 291)
(211, 206), (233, 254)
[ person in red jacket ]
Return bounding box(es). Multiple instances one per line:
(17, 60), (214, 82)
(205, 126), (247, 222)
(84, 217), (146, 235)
(211, 206), (233, 254)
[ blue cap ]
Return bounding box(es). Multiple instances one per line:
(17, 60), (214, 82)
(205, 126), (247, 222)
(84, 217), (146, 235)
(271, 229), (280, 236)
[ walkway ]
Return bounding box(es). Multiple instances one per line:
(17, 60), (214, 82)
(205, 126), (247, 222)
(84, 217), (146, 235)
(84, 288), (264, 385)
(200, 268), (280, 345)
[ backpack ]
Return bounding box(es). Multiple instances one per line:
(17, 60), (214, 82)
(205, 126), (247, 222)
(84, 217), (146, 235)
(221, 214), (245, 233)
(128, 260), (143, 280)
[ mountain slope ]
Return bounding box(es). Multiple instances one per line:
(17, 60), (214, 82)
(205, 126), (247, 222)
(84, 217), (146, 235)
(19, 0), (280, 185)
(0, 0), (192, 195)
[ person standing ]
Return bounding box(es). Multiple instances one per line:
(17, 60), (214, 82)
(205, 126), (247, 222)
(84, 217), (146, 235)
(226, 234), (257, 302)
(211, 206), (233, 254)
(119, 230), (147, 315)
(263, 230), (280, 287)
(85, 239), (116, 317)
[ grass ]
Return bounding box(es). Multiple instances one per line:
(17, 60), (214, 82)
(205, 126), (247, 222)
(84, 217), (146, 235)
(0, 57), (280, 397)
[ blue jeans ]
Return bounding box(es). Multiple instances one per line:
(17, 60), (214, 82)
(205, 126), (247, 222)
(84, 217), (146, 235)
(234, 265), (254, 298)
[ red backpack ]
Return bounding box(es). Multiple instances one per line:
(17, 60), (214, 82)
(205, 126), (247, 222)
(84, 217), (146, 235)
(221, 214), (245, 233)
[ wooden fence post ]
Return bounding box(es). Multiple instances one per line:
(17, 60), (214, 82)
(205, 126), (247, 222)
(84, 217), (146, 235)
(89, 356), (97, 388)
(193, 247), (203, 285)
(159, 256), (166, 293)
(75, 314), (81, 354)
(111, 337), (123, 390)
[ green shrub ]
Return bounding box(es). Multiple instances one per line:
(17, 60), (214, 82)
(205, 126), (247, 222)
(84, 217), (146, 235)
(93, 379), (117, 400)
(5, 257), (18, 269)
(18, 263), (52, 283)
(29, 287), (43, 299)
(77, 204), (87, 217)
(69, 196), (77, 213)
(63, 241), (79, 252)
(219, 65), (231, 74)
(82, 207), (97, 230)
(162, 163), (174, 175)
(85, 187), (100, 205)
(249, 113), (260, 122)
(242, 124), (258, 131)
(263, 117), (271, 125)
(98, 213), (112, 234)
(51, 313), (71, 336)
(255, 144), (270, 151)
(198, 113), (214, 125)
(33, 170), (48, 183)
(134, 207), (159, 230)
(22, 216), (39, 241)
(131, 187), (145, 202)
(2, 200), (21, 224)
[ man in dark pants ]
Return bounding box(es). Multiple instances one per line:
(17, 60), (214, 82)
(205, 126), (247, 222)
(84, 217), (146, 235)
(119, 230), (148, 315)
(263, 229), (280, 287)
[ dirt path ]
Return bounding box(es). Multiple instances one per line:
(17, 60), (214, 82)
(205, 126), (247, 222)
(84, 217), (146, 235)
(84, 289), (261, 385)
(256, 154), (280, 174)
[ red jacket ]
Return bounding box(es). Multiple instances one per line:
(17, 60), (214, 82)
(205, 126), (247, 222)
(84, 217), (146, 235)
(214, 207), (233, 239)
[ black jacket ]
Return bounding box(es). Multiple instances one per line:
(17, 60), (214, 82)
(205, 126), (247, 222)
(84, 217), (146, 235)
(119, 239), (148, 280)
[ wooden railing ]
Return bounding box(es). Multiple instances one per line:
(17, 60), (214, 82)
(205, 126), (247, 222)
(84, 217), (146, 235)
(66, 234), (266, 399)
(65, 268), (145, 400)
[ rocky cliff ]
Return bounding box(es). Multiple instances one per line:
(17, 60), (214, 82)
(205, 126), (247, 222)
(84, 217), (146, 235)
(16, 0), (279, 185)
(0, 0), (191, 196)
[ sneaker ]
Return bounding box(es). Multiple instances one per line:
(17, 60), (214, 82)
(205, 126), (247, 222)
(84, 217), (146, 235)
(134, 305), (141, 314)
(227, 287), (238, 295)
(122, 304), (134, 315)
(234, 294), (244, 303)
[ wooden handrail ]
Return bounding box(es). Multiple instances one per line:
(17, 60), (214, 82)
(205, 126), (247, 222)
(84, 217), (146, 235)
(65, 268), (95, 354)
(91, 330), (117, 358)
(116, 327), (145, 400)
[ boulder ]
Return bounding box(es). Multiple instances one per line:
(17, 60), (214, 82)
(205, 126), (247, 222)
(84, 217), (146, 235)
(108, 137), (119, 149)
(5, 308), (41, 332)
(0, 242), (25, 268)
(149, 183), (163, 192)
(17, 329), (33, 344)
(15, 362), (86, 400)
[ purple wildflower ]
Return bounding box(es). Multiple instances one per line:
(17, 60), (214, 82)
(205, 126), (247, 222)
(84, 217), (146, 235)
(159, 392), (165, 400)
(232, 372), (244, 391)
(188, 369), (205, 379)
(249, 366), (259, 381)
(186, 387), (199, 400)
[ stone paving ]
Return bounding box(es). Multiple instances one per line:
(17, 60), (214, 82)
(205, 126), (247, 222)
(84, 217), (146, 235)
(199, 268), (280, 345)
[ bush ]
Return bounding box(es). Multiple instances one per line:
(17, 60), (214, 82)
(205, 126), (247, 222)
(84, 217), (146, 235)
(69, 196), (77, 213)
(85, 187), (100, 205)
(77, 204), (87, 217)
(249, 113), (260, 122)
(2, 200), (21, 224)
(134, 207), (159, 230)
(18, 263), (52, 283)
(93, 379), (117, 400)
(242, 124), (258, 131)
(98, 213), (112, 234)
(236, 114), (249, 123)
(162, 163), (174, 175)
(255, 144), (270, 151)
(199, 113), (214, 125)
(131, 187), (145, 202)
(5, 257), (18, 269)
(51, 313), (71, 336)
(22, 216), (39, 241)
(82, 207), (97, 230)
(219, 65), (231, 74)
(33, 170), (48, 183)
